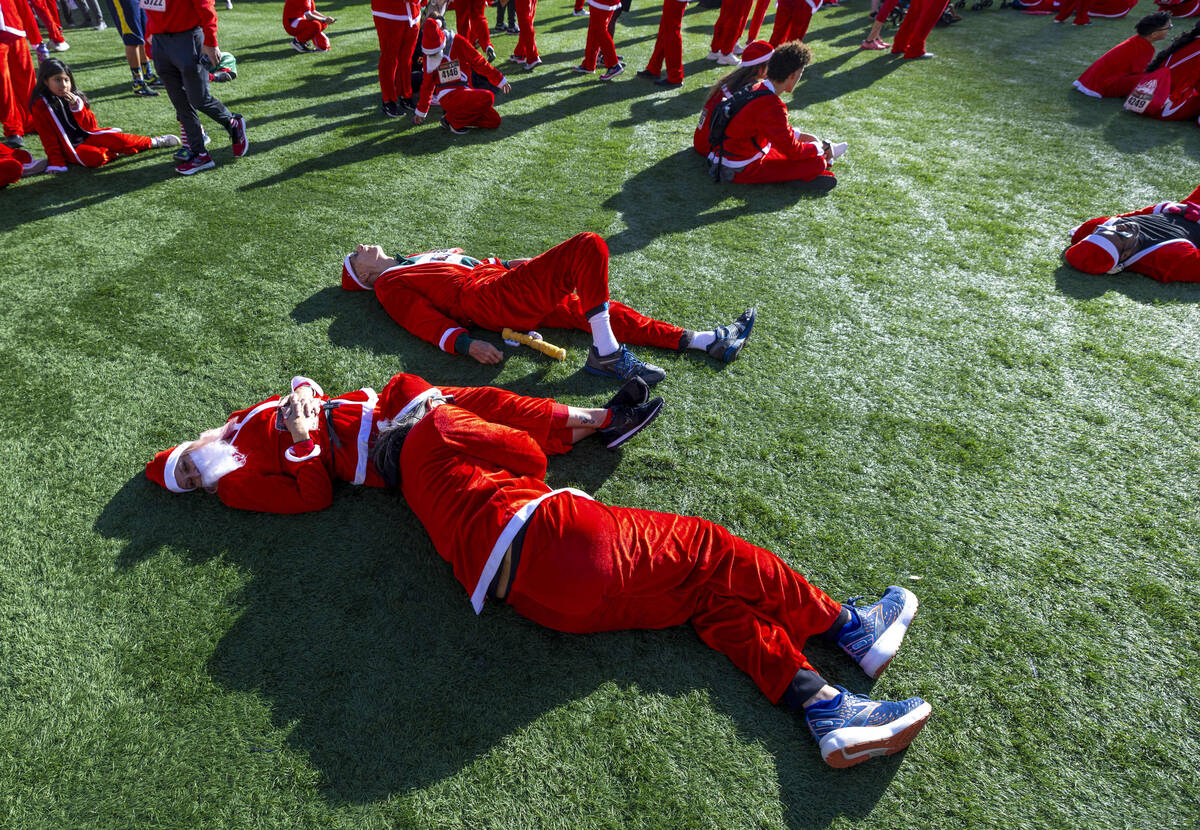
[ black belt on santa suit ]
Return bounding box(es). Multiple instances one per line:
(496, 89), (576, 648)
(487, 515), (532, 602)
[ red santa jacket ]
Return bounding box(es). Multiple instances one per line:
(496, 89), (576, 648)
(399, 404), (590, 613)
(1068, 185), (1200, 283)
(282, 0), (315, 28)
(31, 96), (120, 171)
(143, 0), (219, 47)
(371, 0), (420, 21)
(0, 0), (26, 44)
(1073, 35), (1154, 97)
(694, 84), (729, 156)
(708, 79), (821, 169)
(370, 252), (516, 353)
(414, 31), (505, 119)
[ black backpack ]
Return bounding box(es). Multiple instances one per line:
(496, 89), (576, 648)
(707, 85), (773, 183)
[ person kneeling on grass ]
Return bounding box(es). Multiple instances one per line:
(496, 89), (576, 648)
(341, 231), (758, 386)
(1073, 12), (1173, 98)
(283, 0), (335, 53)
(370, 384), (933, 769)
(707, 42), (847, 187)
(30, 59), (180, 172)
(412, 15), (510, 133)
(1064, 184), (1200, 283)
(144, 372), (663, 514)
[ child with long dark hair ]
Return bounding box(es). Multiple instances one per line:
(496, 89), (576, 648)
(1140, 19), (1200, 118)
(30, 59), (179, 171)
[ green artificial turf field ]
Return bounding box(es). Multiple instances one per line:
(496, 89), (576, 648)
(2, 1), (1200, 827)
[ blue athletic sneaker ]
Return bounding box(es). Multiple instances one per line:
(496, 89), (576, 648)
(706, 307), (757, 362)
(837, 585), (918, 679)
(584, 345), (666, 386)
(805, 687), (931, 768)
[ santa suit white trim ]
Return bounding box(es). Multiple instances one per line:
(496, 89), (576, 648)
(587, 0), (622, 9)
(291, 375), (325, 395)
(328, 387), (378, 485)
(1073, 79), (1102, 98)
(228, 400), (280, 444)
(284, 443), (322, 462)
(372, 9), (417, 21)
(438, 327), (461, 352)
(37, 98), (119, 167)
(469, 487), (594, 614)
(1121, 238), (1195, 269)
(163, 443), (193, 493)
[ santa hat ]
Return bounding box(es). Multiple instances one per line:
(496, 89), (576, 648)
(1064, 234), (1120, 274)
(377, 374), (441, 430)
(422, 17), (446, 55)
(740, 40), (773, 68)
(145, 443), (194, 494)
(341, 253), (371, 291)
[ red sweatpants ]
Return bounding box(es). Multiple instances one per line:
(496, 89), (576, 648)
(769, 0), (817, 46)
(875, 0), (899, 22)
(746, 0), (771, 41)
(286, 18), (330, 49)
(582, 6), (618, 70)
(459, 232), (686, 350)
(28, 0), (63, 43)
(891, 0), (941, 57)
(0, 40), (34, 137)
(456, 0), (491, 49)
(0, 143), (30, 188)
(374, 16), (420, 100)
(440, 86), (501, 129)
(644, 0), (686, 83)
(508, 494), (844, 703)
(514, 0), (539, 62)
(72, 132), (153, 167)
(732, 147), (829, 183)
(711, 0), (753, 54)
(1053, 0), (1093, 22)
(440, 385), (576, 455)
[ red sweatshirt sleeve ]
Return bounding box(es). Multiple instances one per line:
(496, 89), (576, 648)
(756, 95), (821, 161)
(216, 462), (334, 514)
(374, 278), (469, 354)
(31, 100), (71, 169)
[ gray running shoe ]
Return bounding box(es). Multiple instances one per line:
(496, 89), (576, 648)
(584, 345), (665, 386)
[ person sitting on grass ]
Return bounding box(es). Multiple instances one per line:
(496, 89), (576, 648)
(706, 42), (847, 187)
(29, 58), (180, 172)
(340, 232), (758, 386)
(283, 0), (335, 52)
(370, 380), (933, 770)
(1064, 184), (1200, 283)
(144, 372), (664, 514)
(693, 39), (772, 156)
(412, 14), (510, 132)
(1073, 11), (1173, 97)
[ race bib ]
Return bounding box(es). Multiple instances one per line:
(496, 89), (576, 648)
(437, 60), (462, 85)
(139, 0), (166, 12)
(1124, 67), (1170, 116)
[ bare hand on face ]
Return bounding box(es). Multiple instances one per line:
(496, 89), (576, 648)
(281, 388), (320, 440)
(468, 340), (504, 365)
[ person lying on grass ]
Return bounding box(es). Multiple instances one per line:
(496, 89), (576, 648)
(145, 373), (663, 513)
(370, 376), (933, 769)
(1064, 184), (1200, 283)
(341, 231), (757, 386)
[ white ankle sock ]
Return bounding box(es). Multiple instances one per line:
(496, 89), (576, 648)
(688, 331), (716, 350)
(588, 310), (621, 356)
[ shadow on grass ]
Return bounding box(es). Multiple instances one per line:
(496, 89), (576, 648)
(96, 470), (903, 828)
(1053, 262), (1200, 303)
(0, 155), (167, 233)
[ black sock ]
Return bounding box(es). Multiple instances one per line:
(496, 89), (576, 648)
(781, 669), (829, 712)
(817, 607), (853, 643)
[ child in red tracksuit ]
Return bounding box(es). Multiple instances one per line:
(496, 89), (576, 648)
(283, 0), (335, 52)
(412, 15), (509, 132)
(30, 59), (178, 171)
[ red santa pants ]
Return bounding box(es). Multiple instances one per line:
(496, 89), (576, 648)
(72, 132), (153, 167)
(1053, 0), (1093, 22)
(459, 232), (686, 350)
(711, 0), (753, 53)
(1090, 72), (1145, 98)
(437, 385), (576, 455)
(374, 16), (419, 101)
(875, 0), (900, 22)
(645, 0), (686, 82)
(456, 0), (491, 48)
(514, 0), (539, 62)
(890, 0), (941, 58)
(0, 143), (30, 188)
(440, 86), (501, 129)
(29, 0), (64, 42)
(507, 494), (845, 703)
(582, 6), (618, 70)
(732, 148), (829, 183)
(0, 40), (34, 137)
(286, 18), (330, 49)
(746, 0), (771, 41)
(769, 0), (817, 45)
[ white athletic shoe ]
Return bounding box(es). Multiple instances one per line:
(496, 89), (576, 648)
(716, 52), (740, 66)
(705, 50), (721, 60)
(828, 141), (848, 161)
(52, 40), (70, 51)
(732, 41), (744, 55)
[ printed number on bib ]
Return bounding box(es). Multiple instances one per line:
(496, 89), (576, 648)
(438, 60), (462, 85)
(401, 249), (483, 268)
(139, 0), (165, 12)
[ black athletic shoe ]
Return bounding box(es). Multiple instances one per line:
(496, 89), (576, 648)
(382, 99), (401, 118)
(654, 78), (684, 88)
(440, 117), (469, 134)
(603, 377), (650, 410)
(707, 307), (757, 362)
(599, 396), (664, 449)
(635, 68), (660, 80)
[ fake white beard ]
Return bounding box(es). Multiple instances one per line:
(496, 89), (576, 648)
(190, 439), (245, 487)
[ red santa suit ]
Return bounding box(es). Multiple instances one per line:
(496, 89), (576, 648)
(26, 0), (63, 44)
(643, 0), (686, 84)
(1073, 34), (1155, 97)
(711, 0), (753, 55)
(581, 0), (620, 71)
(1141, 39), (1200, 120)
(768, 0), (821, 47)
(745, 0), (771, 42)
(415, 18), (506, 129)
(890, 0), (941, 59)
(31, 94), (153, 170)
(1064, 185), (1200, 283)
(397, 402), (844, 704)
(0, 0), (33, 141)
(1157, 0), (1200, 18)
(372, 0), (421, 103)
(0, 141), (33, 187)
(144, 374), (580, 513)
(341, 232), (686, 356)
(283, 0), (330, 50)
(694, 41), (771, 155)
(709, 79), (830, 184)
(512, 0), (539, 65)
(454, 0), (490, 51)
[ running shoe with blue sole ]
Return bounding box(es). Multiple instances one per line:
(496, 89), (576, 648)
(837, 585), (918, 679)
(805, 688), (931, 768)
